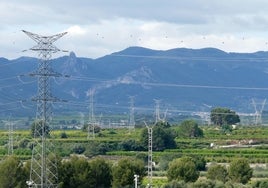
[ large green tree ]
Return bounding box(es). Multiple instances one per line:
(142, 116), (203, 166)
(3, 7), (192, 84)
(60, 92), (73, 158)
(59, 156), (93, 188)
(167, 157), (199, 183)
(31, 120), (50, 137)
(207, 164), (228, 183)
(89, 157), (112, 188)
(0, 156), (27, 188)
(140, 121), (176, 151)
(210, 107), (240, 126)
(176, 120), (203, 138)
(228, 158), (253, 184)
(112, 158), (146, 188)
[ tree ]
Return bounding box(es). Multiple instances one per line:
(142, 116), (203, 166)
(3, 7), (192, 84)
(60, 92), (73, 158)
(159, 153), (182, 171)
(167, 157), (199, 183)
(0, 156), (27, 188)
(228, 158), (253, 184)
(207, 164), (228, 183)
(192, 179), (225, 188)
(119, 139), (143, 151)
(252, 180), (268, 188)
(140, 121), (176, 151)
(82, 124), (101, 134)
(210, 107), (240, 126)
(89, 158), (112, 188)
(31, 120), (50, 137)
(176, 120), (203, 138)
(72, 144), (86, 154)
(193, 156), (206, 171)
(112, 158), (146, 188)
(162, 180), (186, 188)
(60, 132), (68, 138)
(59, 156), (93, 188)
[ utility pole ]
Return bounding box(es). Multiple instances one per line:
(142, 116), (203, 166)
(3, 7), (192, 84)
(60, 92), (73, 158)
(23, 30), (67, 188)
(134, 174), (139, 188)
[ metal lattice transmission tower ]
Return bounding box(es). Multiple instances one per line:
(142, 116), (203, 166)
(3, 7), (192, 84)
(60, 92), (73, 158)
(23, 30), (67, 188)
(252, 98), (266, 125)
(154, 99), (161, 122)
(87, 89), (96, 139)
(145, 122), (154, 187)
(154, 99), (167, 123)
(128, 96), (135, 131)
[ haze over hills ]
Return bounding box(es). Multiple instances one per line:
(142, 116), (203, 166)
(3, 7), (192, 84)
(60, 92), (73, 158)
(1, 46), (268, 118)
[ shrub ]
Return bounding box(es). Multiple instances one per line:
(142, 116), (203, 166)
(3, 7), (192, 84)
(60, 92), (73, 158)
(167, 157), (199, 183)
(60, 132), (68, 139)
(229, 158), (253, 184)
(207, 164), (228, 183)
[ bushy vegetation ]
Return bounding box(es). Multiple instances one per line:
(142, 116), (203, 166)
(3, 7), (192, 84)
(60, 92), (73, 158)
(175, 120), (203, 138)
(167, 157), (199, 182)
(1, 118), (268, 187)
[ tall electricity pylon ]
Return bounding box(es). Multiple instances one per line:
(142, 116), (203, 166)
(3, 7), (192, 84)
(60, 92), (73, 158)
(154, 99), (167, 123)
(87, 89), (96, 139)
(154, 99), (161, 123)
(144, 122), (154, 187)
(23, 30), (67, 188)
(252, 98), (266, 125)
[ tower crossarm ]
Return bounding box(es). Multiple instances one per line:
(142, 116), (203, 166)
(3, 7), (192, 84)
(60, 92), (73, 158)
(22, 30), (67, 53)
(22, 30), (67, 43)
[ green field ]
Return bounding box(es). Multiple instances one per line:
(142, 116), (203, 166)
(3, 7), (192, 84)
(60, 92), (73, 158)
(1, 126), (268, 160)
(1, 125), (268, 187)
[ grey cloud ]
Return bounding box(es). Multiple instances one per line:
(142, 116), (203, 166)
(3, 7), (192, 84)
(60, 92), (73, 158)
(3, 0), (268, 27)
(2, 0), (268, 59)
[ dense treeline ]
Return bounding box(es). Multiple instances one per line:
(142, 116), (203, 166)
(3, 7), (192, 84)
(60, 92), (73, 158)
(0, 155), (145, 188)
(0, 155), (265, 187)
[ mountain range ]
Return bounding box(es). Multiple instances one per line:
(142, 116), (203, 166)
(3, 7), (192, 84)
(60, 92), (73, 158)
(1, 46), (268, 118)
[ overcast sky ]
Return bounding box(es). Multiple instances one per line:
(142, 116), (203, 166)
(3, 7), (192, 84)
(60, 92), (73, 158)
(2, 0), (268, 59)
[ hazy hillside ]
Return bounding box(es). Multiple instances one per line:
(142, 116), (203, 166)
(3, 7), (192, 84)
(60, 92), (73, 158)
(1, 47), (268, 117)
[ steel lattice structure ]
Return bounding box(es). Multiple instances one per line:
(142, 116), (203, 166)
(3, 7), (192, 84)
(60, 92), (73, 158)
(87, 89), (96, 139)
(147, 126), (153, 187)
(22, 30), (67, 188)
(144, 122), (154, 188)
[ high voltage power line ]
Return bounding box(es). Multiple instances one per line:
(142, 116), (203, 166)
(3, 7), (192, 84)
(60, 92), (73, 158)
(65, 76), (268, 91)
(2, 44), (268, 120)
(110, 54), (268, 62)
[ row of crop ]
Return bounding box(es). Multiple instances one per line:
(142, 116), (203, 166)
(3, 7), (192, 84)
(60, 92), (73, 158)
(195, 148), (268, 154)
(205, 156), (268, 163)
(106, 149), (268, 164)
(166, 148), (268, 154)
